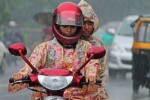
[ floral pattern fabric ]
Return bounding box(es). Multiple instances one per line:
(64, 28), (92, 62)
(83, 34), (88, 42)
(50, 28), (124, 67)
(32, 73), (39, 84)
(82, 35), (109, 100)
(8, 38), (102, 100)
(82, 35), (108, 86)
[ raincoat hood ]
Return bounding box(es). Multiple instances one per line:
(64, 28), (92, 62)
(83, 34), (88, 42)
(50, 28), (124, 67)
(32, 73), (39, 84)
(78, 0), (100, 32)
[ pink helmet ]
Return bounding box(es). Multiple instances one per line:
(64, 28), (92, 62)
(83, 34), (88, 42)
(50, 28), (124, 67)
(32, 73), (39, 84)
(52, 2), (83, 46)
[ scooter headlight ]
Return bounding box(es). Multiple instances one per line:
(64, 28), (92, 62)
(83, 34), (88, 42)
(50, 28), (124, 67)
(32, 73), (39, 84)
(38, 75), (73, 90)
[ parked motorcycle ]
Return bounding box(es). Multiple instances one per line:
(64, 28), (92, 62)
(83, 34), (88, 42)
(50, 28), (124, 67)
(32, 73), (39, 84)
(8, 43), (106, 100)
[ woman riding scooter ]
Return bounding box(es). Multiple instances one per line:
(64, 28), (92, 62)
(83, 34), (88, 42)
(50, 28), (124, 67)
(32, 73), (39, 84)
(8, 2), (103, 100)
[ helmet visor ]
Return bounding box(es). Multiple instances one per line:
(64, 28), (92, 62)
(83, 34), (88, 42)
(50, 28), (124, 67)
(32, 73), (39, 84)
(56, 11), (83, 26)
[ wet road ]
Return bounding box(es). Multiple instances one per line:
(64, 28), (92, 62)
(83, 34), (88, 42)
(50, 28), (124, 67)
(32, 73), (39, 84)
(0, 61), (150, 100)
(107, 73), (150, 100)
(0, 61), (32, 100)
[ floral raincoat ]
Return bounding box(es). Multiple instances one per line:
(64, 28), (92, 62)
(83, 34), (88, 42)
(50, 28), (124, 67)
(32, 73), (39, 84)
(8, 38), (108, 100)
(78, 0), (109, 99)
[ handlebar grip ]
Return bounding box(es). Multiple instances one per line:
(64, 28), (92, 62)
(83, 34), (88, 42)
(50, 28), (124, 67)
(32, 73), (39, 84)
(9, 76), (30, 84)
(96, 79), (102, 85)
(96, 79), (102, 84)
(82, 80), (102, 85)
(9, 77), (14, 83)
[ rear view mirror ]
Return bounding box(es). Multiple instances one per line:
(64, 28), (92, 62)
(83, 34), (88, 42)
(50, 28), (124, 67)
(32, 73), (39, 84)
(8, 43), (37, 72)
(87, 46), (106, 59)
(8, 43), (27, 56)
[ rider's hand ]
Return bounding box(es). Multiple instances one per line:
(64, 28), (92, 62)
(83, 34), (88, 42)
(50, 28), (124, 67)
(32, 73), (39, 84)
(8, 72), (27, 93)
(86, 76), (96, 84)
(12, 72), (23, 81)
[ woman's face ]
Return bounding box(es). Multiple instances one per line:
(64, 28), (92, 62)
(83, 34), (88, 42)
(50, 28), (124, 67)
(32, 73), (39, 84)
(59, 25), (77, 37)
(82, 19), (94, 39)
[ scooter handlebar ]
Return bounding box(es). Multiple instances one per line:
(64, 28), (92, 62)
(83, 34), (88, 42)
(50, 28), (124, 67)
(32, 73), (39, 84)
(9, 76), (30, 84)
(81, 79), (102, 85)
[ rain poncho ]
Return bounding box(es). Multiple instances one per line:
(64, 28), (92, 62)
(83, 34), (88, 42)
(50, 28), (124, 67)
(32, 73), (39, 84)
(78, 0), (100, 33)
(78, 0), (109, 99)
(8, 38), (105, 100)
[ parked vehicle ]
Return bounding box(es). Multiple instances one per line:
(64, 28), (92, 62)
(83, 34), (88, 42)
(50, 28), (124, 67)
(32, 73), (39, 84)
(132, 15), (150, 95)
(108, 15), (139, 78)
(8, 43), (106, 100)
(0, 41), (8, 74)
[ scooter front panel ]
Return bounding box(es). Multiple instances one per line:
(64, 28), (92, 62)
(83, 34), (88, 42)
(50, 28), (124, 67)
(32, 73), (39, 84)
(43, 96), (66, 100)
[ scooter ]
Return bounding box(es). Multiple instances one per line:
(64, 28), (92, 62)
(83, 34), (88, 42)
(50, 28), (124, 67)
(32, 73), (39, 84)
(8, 43), (106, 100)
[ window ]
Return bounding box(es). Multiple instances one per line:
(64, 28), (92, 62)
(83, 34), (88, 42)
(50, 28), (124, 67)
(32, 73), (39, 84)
(137, 22), (150, 42)
(118, 20), (134, 36)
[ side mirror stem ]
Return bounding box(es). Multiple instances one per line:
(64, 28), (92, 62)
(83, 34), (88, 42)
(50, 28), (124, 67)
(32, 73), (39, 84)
(74, 53), (94, 74)
(19, 49), (38, 72)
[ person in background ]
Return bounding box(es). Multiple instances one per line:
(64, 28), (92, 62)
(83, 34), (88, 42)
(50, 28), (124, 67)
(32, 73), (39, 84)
(33, 12), (54, 42)
(3, 21), (24, 66)
(8, 2), (104, 100)
(78, 0), (109, 99)
(3, 21), (24, 46)
(41, 26), (54, 42)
